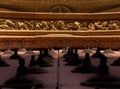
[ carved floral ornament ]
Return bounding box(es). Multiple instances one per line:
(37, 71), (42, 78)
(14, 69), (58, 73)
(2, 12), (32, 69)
(0, 19), (120, 30)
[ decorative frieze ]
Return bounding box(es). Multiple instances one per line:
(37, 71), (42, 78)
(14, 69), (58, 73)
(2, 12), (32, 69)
(0, 19), (119, 30)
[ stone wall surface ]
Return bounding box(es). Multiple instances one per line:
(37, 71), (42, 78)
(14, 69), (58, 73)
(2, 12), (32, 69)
(0, 0), (120, 12)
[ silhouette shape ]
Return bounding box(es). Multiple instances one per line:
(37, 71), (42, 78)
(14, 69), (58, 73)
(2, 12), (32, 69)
(65, 48), (82, 66)
(42, 48), (53, 63)
(16, 58), (28, 76)
(96, 56), (109, 76)
(28, 55), (48, 74)
(0, 57), (44, 89)
(10, 49), (21, 59)
(29, 55), (36, 67)
(81, 56), (120, 88)
(92, 47), (106, 59)
(36, 49), (53, 67)
(71, 53), (96, 73)
(63, 47), (74, 62)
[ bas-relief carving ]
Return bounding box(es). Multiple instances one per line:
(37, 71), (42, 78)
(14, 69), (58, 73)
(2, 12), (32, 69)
(0, 19), (120, 30)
